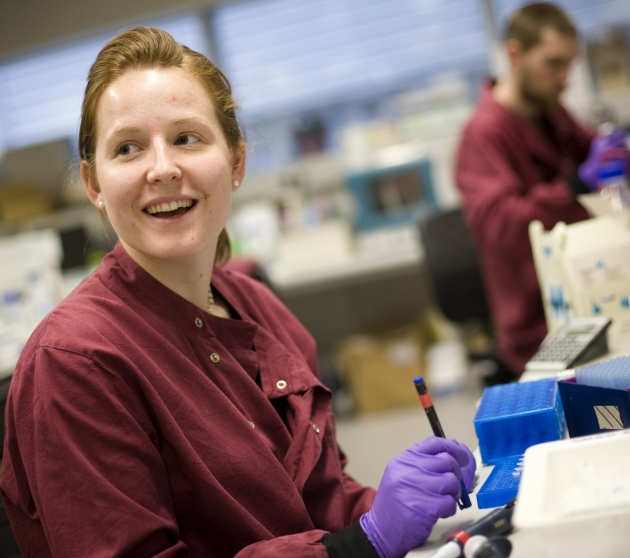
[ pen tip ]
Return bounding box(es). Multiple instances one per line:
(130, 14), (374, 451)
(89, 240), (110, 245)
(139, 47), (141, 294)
(413, 375), (424, 386)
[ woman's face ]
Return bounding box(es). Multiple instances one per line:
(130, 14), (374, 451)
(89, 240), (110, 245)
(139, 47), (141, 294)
(82, 67), (244, 267)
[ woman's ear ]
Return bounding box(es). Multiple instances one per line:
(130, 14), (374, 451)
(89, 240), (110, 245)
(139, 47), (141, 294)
(80, 160), (102, 208)
(232, 141), (246, 191)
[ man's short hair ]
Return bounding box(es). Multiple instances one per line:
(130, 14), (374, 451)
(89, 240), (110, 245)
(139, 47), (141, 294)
(503, 2), (578, 51)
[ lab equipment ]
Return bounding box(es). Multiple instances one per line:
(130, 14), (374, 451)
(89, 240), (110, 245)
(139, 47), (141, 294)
(429, 539), (463, 558)
(345, 157), (436, 231)
(513, 429), (630, 557)
(524, 316), (611, 371)
(558, 358), (630, 437)
(0, 229), (63, 377)
(413, 376), (471, 508)
(576, 354), (630, 389)
(529, 216), (630, 350)
(473, 378), (565, 465)
(475, 456), (523, 509)
(359, 438), (475, 558)
(469, 500), (516, 538)
(474, 379), (565, 509)
(430, 499), (514, 558)
(597, 159), (630, 210)
(463, 535), (512, 558)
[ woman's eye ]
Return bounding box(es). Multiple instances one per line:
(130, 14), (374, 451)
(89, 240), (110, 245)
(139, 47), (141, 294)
(175, 134), (200, 146)
(116, 143), (139, 156)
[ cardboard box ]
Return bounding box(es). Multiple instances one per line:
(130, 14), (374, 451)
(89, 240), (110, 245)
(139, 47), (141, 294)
(0, 184), (52, 224)
(336, 325), (425, 414)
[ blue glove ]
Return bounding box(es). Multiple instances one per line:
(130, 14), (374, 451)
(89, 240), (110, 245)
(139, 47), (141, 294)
(359, 437), (476, 558)
(579, 127), (630, 190)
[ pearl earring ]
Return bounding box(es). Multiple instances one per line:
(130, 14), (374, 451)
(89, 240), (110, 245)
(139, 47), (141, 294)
(97, 198), (104, 209)
(233, 180), (240, 188)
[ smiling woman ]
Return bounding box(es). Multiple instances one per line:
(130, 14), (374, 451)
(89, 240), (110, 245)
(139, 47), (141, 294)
(0, 27), (476, 558)
(81, 65), (240, 300)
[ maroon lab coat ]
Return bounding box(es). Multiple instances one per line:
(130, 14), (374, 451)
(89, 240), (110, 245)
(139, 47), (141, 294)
(1, 243), (375, 558)
(455, 81), (593, 374)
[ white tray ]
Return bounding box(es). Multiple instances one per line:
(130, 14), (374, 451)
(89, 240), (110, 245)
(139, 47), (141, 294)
(513, 429), (630, 557)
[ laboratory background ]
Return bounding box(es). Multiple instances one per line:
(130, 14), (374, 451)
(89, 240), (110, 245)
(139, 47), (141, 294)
(1, 1), (630, 556)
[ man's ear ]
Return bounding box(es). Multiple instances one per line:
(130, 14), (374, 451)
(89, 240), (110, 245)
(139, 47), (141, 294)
(232, 141), (246, 191)
(80, 160), (101, 208)
(505, 38), (524, 68)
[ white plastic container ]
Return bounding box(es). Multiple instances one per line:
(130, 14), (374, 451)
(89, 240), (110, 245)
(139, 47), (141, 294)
(0, 229), (63, 376)
(513, 429), (630, 557)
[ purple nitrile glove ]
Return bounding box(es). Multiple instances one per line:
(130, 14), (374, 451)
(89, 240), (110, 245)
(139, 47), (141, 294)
(359, 437), (476, 558)
(579, 127), (630, 190)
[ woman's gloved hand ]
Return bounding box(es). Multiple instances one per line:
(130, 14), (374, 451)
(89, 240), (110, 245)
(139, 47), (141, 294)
(359, 437), (476, 558)
(579, 127), (630, 190)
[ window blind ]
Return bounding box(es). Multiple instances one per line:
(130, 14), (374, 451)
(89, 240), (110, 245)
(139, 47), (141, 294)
(0, 13), (208, 152)
(212, 0), (488, 119)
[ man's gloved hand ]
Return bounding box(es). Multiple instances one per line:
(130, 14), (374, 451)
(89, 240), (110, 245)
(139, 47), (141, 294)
(359, 437), (476, 558)
(579, 127), (630, 191)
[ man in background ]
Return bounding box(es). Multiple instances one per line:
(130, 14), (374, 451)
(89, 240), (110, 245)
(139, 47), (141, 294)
(455, 2), (628, 377)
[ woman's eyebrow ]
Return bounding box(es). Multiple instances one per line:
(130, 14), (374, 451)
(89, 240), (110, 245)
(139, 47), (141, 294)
(172, 117), (209, 128)
(107, 126), (143, 142)
(106, 118), (210, 143)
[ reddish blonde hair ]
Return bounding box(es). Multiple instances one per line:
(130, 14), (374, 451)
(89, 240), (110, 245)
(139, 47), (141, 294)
(79, 27), (242, 265)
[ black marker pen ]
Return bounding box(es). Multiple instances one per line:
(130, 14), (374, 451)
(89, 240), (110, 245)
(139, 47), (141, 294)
(413, 375), (471, 509)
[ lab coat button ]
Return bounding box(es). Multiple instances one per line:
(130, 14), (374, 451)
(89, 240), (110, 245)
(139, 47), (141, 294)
(210, 352), (221, 364)
(276, 380), (287, 390)
(194, 317), (203, 328)
(312, 423), (320, 434)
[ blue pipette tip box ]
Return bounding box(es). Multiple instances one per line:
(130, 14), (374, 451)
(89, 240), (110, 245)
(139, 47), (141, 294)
(473, 378), (566, 465)
(476, 454), (523, 509)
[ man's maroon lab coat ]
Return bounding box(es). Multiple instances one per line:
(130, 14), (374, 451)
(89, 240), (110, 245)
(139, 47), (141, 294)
(455, 81), (593, 374)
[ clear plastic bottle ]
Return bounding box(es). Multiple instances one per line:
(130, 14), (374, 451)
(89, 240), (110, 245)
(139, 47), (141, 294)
(597, 160), (630, 212)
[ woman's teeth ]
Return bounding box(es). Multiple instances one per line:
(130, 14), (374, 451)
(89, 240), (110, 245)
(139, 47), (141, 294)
(146, 199), (193, 215)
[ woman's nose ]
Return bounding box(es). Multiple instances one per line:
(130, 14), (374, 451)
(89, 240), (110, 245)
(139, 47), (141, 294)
(146, 143), (182, 184)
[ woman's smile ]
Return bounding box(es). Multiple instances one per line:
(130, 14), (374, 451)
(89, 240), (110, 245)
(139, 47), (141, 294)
(144, 198), (198, 219)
